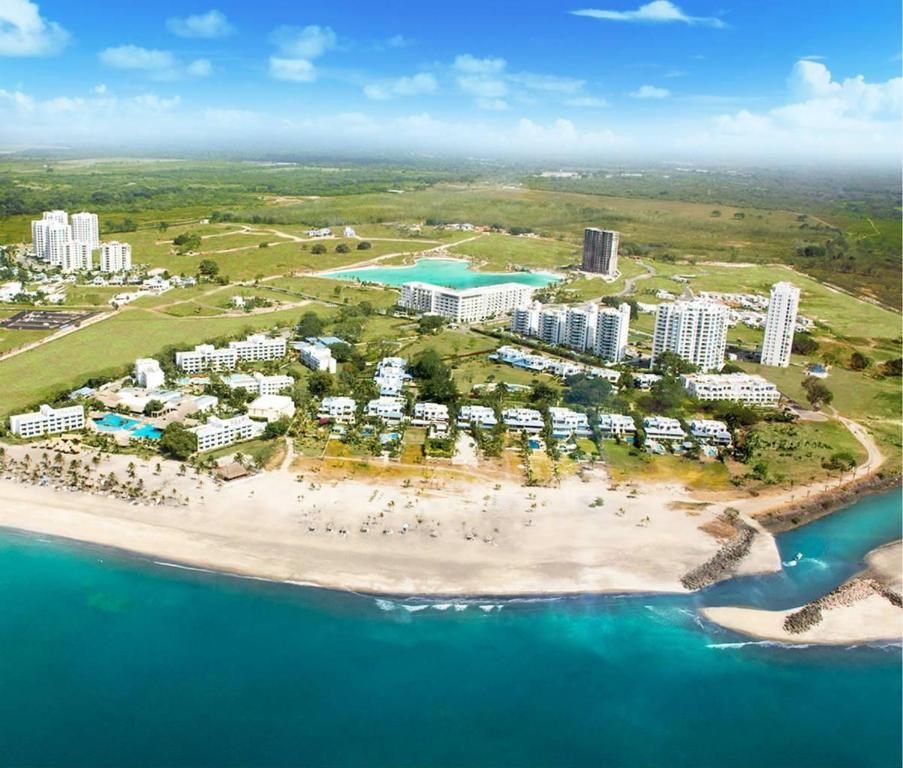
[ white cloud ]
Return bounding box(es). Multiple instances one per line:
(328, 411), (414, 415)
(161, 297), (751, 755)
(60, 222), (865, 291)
(132, 93), (181, 111)
(384, 34), (411, 49)
(453, 54), (507, 76)
(91, 83), (107, 95)
(269, 57), (316, 83)
(476, 98), (508, 111)
(269, 25), (336, 84)
(565, 96), (608, 108)
(186, 58), (213, 77)
(364, 73), (437, 100)
(99, 45), (211, 80)
(166, 10), (234, 39)
(0, 0), (69, 56)
(509, 72), (585, 94)
(630, 84), (670, 98)
(571, 1), (725, 28)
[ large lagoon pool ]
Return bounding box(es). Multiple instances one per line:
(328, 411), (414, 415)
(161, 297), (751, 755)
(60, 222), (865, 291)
(94, 413), (162, 440)
(321, 257), (560, 290)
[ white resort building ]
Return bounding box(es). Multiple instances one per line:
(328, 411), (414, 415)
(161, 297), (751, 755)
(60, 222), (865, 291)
(192, 415), (266, 452)
(642, 416), (686, 442)
(295, 341), (337, 374)
(71, 212), (100, 250)
(681, 373), (780, 406)
(223, 372), (294, 396)
(411, 402), (450, 427)
(60, 240), (92, 273)
(134, 358), (165, 390)
(175, 335), (286, 373)
(548, 407), (592, 438)
(510, 301), (630, 363)
(247, 394), (296, 422)
(598, 413), (636, 439)
(501, 408), (545, 433)
(400, 281), (533, 323)
(457, 405), (498, 429)
(99, 242), (132, 273)
(366, 396), (406, 424)
(652, 299), (728, 372)
(688, 419), (732, 446)
(318, 396), (357, 423)
(760, 282), (800, 368)
(229, 334), (286, 362)
(10, 404), (86, 438)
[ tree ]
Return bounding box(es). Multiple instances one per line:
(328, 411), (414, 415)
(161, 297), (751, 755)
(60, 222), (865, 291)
(296, 311), (323, 338)
(652, 351), (697, 377)
(879, 358), (902, 377)
(311, 243), (327, 255)
(173, 232), (201, 253)
(801, 376), (833, 410)
(198, 259), (219, 278)
(143, 399), (164, 416)
(307, 371), (334, 398)
(417, 315), (445, 334)
(410, 348), (446, 381)
(263, 417), (291, 439)
(329, 341), (354, 362)
(823, 451), (857, 471)
(335, 243), (351, 253)
(563, 374), (612, 408)
(849, 351), (870, 371)
(159, 423), (197, 460)
(529, 381), (558, 407)
(357, 241), (372, 250)
(791, 335), (819, 355)
(258, 241), (270, 248)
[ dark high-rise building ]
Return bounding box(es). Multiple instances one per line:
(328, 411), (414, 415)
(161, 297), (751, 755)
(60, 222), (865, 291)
(581, 228), (620, 275)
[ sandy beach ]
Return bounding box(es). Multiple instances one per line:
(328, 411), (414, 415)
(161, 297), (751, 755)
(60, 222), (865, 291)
(0, 441), (781, 596)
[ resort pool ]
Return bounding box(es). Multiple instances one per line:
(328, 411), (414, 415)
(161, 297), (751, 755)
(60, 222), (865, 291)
(93, 413), (161, 440)
(321, 257), (560, 290)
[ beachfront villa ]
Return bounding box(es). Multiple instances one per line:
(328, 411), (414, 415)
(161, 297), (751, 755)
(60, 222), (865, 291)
(457, 405), (498, 429)
(688, 419), (732, 446)
(502, 408), (545, 433)
(399, 281), (534, 323)
(548, 407), (592, 439)
(318, 397), (357, 424)
(633, 373), (662, 390)
(366, 397), (406, 424)
(247, 394), (296, 423)
(192, 415), (266, 452)
(598, 413), (636, 439)
(223, 372), (294, 396)
(295, 341), (337, 374)
(681, 373), (780, 406)
(642, 416), (687, 442)
(373, 357), (409, 397)
(9, 404), (86, 438)
(411, 402), (450, 427)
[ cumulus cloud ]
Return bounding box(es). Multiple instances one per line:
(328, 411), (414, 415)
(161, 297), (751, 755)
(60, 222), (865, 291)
(269, 25), (336, 83)
(99, 45), (211, 80)
(571, 1), (725, 28)
(0, 0), (69, 56)
(364, 73), (437, 100)
(630, 84), (670, 99)
(565, 96), (608, 108)
(166, 9), (234, 39)
(132, 93), (181, 111)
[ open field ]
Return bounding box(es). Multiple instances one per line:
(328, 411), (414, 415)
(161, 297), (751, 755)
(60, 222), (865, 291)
(602, 442), (733, 491)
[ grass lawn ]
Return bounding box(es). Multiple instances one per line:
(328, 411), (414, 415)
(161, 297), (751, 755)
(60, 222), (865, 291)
(0, 305), (330, 417)
(602, 441), (733, 491)
(400, 427), (426, 463)
(447, 233), (578, 271)
(399, 327), (498, 361)
(266, 275), (399, 309)
(205, 437), (285, 469)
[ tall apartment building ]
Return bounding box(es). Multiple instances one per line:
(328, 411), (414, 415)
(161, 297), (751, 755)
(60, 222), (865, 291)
(60, 240), (92, 273)
(510, 301), (542, 336)
(99, 241), (133, 273)
(10, 404), (85, 438)
(563, 304), (598, 352)
(399, 281), (533, 323)
(31, 211), (69, 261)
(594, 303), (631, 362)
(581, 228), (619, 276)
(760, 282), (800, 368)
(538, 307), (567, 346)
(71, 212), (100, 249)
(652, 299), (728, 371)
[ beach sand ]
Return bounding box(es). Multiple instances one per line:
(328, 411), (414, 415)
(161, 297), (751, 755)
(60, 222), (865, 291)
(0, 443), (781, 596)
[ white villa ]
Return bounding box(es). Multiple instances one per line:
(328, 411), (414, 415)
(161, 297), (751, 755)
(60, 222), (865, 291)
(681, 373), (780, 406)
(688, 419), (732, 446)
(223, 372), (294, 396)
(548, 407), (592, 439)
(457, 405), (498, 429)
(411, 402), (450, 427)
(318, 396), (357, 423)
(642, 416), (686, 442)
(598, 413), (636, 439)
(192, 415), (266, 452)
(247, 394), (296, 423)
(502, 407), (545, 433)
(10, 404), (85, 438)
(366, 396), (406, 424)
(295, 341), (337, 374)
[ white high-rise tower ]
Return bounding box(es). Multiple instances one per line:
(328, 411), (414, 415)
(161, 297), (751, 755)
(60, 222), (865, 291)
(71, 212), (100, 250)
(99, 241), (133, 273)
(760, 282), (800, 368)
(652, 300), (728, 372)
(31, 210), (70, 261)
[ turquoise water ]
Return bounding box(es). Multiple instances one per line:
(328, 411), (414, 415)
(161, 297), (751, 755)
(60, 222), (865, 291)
(0, 491), (899, 767)
(322, 257), (559, 289)
(93, 413), (161, 440)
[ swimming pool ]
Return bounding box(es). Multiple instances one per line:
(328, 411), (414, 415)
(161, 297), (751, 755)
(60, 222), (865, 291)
(93, 413), (162, 440)
(321, 257), (560, 290)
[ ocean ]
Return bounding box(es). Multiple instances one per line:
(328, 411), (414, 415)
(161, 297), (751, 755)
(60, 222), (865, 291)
(0, 490), (899, 767)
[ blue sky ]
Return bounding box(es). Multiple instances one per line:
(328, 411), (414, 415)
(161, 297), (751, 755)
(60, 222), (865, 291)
(1, 0), (900, 163)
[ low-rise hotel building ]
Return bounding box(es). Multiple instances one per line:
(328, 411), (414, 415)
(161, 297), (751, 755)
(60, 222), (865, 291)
(295, 341), (337, 374)
(501, 407), (545, 433)
(228, 334), (286, 362)
(642, 416), (686, 442)
(247, 394), (296, 422)
(400, 281), (533, 323)
(192, 415), (265, 452)
(10, 404), (86, 438)
(598, 413), (636, 439)
(175, 344), (238, 373)
(681, 373), (780, 406)
(223, 372), (294, 396)
(457, 405), (498, 429)
(318, 396), (357, 423)
(688, 419), (732, 446)
(134, 358), (165, 390)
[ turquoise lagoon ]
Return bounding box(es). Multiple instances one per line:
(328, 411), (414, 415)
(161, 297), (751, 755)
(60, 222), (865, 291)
(0, 490), (899, 767)
(322, 257), (560, 289)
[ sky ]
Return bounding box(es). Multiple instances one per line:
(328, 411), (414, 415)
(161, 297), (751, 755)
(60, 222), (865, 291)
(0, 0), (901, 165)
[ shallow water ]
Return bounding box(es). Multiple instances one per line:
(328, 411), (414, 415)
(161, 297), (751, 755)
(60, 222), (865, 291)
(322, 257), (560, 289)
(0, 491), (899, 767)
